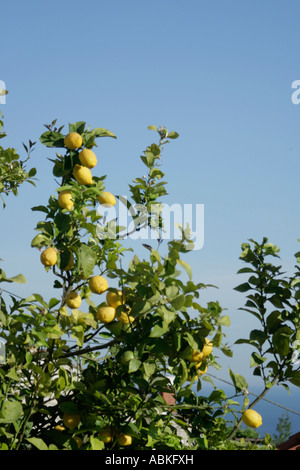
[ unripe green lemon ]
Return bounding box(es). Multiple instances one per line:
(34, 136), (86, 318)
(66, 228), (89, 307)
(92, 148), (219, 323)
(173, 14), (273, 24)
(58, 190), (74, 211)
(73, 164), (93, 185)
(106, 290), (126, 308)
(97, 305), (116, 323)
(40, 247), (57, 266)
(66, 291), (82, 309)
(98, 191), (117, 207)
(242, 409), (262, 429)
(78, 148), (97, 168)
(64, 132), (83, 150)
(121, 350), (135, 365)
(89, 275), (108, 294)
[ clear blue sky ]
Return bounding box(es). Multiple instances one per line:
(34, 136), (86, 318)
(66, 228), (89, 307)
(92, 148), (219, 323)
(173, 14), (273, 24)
(2, 0), (300, 407)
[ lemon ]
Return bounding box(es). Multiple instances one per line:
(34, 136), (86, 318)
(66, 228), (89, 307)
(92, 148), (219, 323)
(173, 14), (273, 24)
(117, 308), (134, 324)
(98, 427), (113, 443)
(188, 360), (208, 381)
(202, 337), (213, 357)
(40, 247), (57, 266)
(98, 191), (117, 207)
(106, 290), (126, 309)
(97, 305), (116, 323)
(58, 190), (74, 211)
(66, 291), (82, 309)
(117, 433), (132, 447)
(54, 425), (65, 432)
(190, 350), (204, 362)
(89, 275), (108, 294)
(73, 164), (93, 185)
(242, 409), (262, 429)
(195, 361), (208, 376)
(64, 132), (83, 150)
(63, 413), (81, 430)
(79, 148), (97, 169)
(121, 350), (135, 365)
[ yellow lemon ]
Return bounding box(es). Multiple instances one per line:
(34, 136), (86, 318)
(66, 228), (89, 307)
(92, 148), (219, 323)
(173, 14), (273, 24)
(89, 275), (108, 294)
(202, 337), (213, 357)
(98, 191), (117, 207)
(106, 290), (126, 309)
(242, 409), (262, 429)
(98, 427), (113, 443)
(66, 291), (82, 309)
(58, 190), (74, 211)
(40, 247), (57, 266)
(64, 132), (83, 150)
(63, 413), (81, 430)
(117, 433), (132, 447)
(73, 164), (93, 185)
(97, 305), (116, 323)
(195, 361), (208, 376)
(188, 360), (208, 381)
(190, 350), (204, 362)
(54, 425), (65, 432)
(117, 308), (134, 324)
(78, 148), (97, 169)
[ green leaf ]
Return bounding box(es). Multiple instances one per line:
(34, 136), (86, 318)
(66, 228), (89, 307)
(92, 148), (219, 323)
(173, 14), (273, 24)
(5, 368), (21, 382)
(128, 358), (141, 373)
(79, 244), (96, 278)
(48, 297), (60, 309)
(26, 437), (48, 451)
(2, 273), (26, 284)
(228, 369), (248, 393)
(40, 131), (65, 148)
(90, 436), (105, 450)
(167, 131), (179, 139)
(234, 282), (251, 293)
(217, 315), (231, 327)
(250, 352), (267, 368)
(273, 326), (293, 360)
(143, 362), (156, 379)
(178, 358), (188, 386)
(0, 401), (23, 423)
(171, 294), (185, 310)
(69, 121), (86, 134)
(177, 259), (192, 280)
(289, 371), (300, 387)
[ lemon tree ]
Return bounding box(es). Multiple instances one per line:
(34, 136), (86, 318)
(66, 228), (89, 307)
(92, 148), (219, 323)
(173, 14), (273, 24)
(0, 119), (299, 451)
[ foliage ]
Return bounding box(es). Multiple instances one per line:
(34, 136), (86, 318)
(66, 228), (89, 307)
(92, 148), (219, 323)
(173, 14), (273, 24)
(0, 119), (298, 450)
(0, 100), (36, 208)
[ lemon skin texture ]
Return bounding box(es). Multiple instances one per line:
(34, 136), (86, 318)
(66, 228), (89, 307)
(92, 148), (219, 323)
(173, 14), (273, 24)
(40, 247), (57, 266)
(64, 132), (83, 150)
(79, 148), (97, 168)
